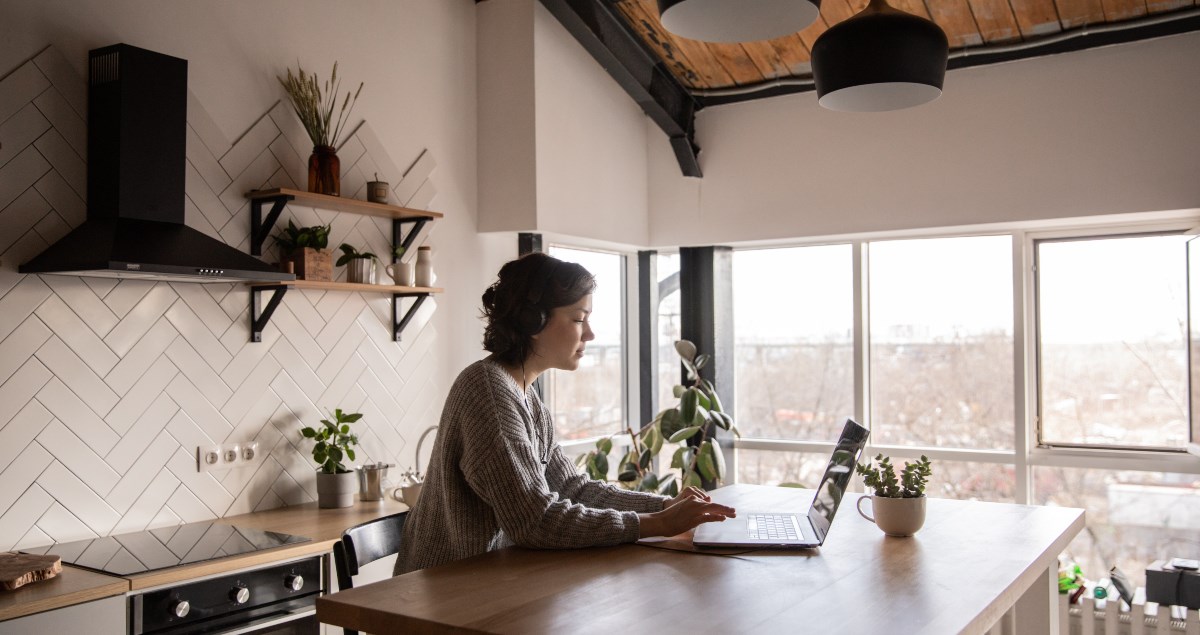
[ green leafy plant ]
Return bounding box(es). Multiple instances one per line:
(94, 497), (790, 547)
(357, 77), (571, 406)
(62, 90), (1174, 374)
(335, 243), (378, 267)
(300, 408), (361, 474)
(273, 220), (330, 255)
(278, 62), (363, 148)
(576, 340), (739, 496)
(391, 245), (406, 260)
(855, 454), (932, 498)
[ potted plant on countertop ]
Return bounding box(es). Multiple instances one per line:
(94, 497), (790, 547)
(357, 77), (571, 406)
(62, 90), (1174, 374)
(576, 340), (739, 497)
(301, 408), (362, 508)
(273, 220), (332, 281)
(336, 243), (378, 284)
(854, 454), (933, 537)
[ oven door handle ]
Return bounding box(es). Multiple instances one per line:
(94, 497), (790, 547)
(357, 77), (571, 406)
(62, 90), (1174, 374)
(206, 606), (316, 635)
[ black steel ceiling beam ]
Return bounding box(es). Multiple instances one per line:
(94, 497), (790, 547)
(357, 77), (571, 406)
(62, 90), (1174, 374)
(538, 0), (702, 177)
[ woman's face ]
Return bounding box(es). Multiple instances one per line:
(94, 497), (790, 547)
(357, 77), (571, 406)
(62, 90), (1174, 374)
(530, 293), (594, 372)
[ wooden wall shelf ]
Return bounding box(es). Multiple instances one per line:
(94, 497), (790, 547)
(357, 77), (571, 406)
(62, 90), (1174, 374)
(244, 189), (445, 343)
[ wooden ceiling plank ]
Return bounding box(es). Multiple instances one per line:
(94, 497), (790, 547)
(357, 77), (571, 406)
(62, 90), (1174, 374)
(926, 0), (987, 47)
(1099, 0), (1149, 20)
(617, 0), (712, 89)
(1052, 0), (1105, 28)
(1146, 0), (1191, 12)
(891, 0), (935, 18)
(1007, 0), (1066, 37)
(739, 40), (793, 78)
(628, 0), (739, 87)
(705, 42), (770, 86)
(966, 0), (1025, 42)
(769, 33), (816, 75)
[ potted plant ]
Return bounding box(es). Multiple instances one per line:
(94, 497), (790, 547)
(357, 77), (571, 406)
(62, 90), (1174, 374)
(274, 220), (332, 281)
(577, 340), (739, 496)
(278, 62), (363, 196)
(336, 243), (378, 284)
(854, 454), (933, 536)
(301, 408), (362, 508)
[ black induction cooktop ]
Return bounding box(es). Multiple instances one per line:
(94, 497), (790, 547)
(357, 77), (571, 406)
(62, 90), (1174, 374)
(22, 521), (310, 576)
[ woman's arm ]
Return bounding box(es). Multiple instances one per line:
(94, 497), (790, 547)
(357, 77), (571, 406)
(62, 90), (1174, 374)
(543, 444), (667, 513)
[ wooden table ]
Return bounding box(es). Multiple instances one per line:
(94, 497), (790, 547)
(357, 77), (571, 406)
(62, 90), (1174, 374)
(316, 484), (1084, 635)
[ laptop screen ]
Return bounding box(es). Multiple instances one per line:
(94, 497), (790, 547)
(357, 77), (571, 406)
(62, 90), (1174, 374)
(808, 419), (870, 540)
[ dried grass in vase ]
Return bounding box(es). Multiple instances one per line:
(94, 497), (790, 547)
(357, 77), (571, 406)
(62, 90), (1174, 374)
(278, 62), (363, 150)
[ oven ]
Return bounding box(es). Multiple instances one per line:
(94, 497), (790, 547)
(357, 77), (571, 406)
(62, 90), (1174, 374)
(128, 555), (323, 635)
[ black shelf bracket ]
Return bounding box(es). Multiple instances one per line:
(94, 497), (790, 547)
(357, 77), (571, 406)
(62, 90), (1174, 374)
(250, 285), (290, 342)
(392, 293), (429, 342)
(392, 218), (428, 257)
(250, 193), (295, 256)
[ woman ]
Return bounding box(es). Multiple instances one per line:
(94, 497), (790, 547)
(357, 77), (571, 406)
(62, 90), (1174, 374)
(396, 252), (735, 574)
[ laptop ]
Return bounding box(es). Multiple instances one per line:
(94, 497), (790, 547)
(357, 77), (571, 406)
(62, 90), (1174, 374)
(693, 418), (870, 549)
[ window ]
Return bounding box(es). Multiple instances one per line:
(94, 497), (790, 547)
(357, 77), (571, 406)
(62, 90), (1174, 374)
(1036, 233), (1189, 450)
(544, 246), (625, 440)
(732, 245), (855, 442)
(656, 253), (681, 414)
(868, 236), (1014, 451)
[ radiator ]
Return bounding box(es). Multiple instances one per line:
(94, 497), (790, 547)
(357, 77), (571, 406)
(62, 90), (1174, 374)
(1061, 595), (1200, 635)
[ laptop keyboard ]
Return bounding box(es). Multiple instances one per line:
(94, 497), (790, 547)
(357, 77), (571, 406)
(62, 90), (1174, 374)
(747, 514), (800, 541)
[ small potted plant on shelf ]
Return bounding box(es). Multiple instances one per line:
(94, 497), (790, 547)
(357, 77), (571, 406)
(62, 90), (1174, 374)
(576, 340), (739, 496)
(301, 408), (362, 508)
(336, 243), (378, 284)
(273, 220), (332, 281)
(854, 454), (933, 537)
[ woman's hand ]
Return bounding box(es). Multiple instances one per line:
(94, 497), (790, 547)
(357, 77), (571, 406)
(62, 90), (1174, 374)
(638, 488), (736, 539)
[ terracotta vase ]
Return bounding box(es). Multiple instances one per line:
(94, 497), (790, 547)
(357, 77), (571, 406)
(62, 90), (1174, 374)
(307, 145), (341, 196)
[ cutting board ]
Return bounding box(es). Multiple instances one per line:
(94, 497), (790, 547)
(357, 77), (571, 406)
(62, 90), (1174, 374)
(0, 552), (62, 591)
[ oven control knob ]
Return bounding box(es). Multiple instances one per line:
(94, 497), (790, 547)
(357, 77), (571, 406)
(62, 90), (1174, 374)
(230, 585), (250, 604)
(284, 574), (305, 591)
(170, 599), (190, 618)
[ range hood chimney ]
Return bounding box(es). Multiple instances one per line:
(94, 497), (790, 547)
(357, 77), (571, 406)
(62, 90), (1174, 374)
(20, 44), (293, 284)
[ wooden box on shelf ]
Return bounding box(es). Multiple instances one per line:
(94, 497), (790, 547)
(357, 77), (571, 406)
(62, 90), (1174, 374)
(282, 247), (332, 281)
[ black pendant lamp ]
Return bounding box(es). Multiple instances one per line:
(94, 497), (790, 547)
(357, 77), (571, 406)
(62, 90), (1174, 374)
(657, 0), (822, 43)
(811, 0), (948, 112)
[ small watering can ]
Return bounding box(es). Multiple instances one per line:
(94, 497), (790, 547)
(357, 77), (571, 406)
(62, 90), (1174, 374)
(356, 462), (394, 502)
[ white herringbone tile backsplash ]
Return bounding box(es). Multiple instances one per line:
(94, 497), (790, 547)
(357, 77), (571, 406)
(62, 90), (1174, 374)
(0, 46), (443, 550)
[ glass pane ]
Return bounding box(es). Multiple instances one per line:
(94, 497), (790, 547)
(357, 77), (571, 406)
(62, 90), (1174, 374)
(735, 449), (832, 488)
(1191, 237), (1200, 456)
(869, 236), (1014, 450)
(921, 460), (1015, 502)
(657, 253), (681, 417)
(545, 247), (623, 440)
(733, 245), (855, 441)
(1033, 466), (1200, 588)
(1038, 234), (1188, 449)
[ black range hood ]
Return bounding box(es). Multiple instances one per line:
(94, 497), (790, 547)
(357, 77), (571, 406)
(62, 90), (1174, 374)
(20, 44), (293, 284)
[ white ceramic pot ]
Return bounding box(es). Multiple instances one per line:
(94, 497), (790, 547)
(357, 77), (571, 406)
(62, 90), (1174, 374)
(857, 495), (926, 537)
(316, 470), (357, 508)
(346, 258), (376, 284)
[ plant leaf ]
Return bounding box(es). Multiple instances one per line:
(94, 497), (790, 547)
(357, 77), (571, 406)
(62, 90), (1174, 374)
(697, 442), (717, 481)
(683, 470), (702, 490)
(671, 447), (687, 469)
(672, 385), (685, 399)
(346, 448), (356, 461)
(617, 470), (638, 482)
(710, 438), (725, 480)
(597, 437), (613, 454)
(300, 427), (316, 438)
(680, 388), (698, 425)
(660, 408), (685, 440)
(668, 425), (701, 443)
(594, 452), (609, 477)
(674, 340), (697, 362)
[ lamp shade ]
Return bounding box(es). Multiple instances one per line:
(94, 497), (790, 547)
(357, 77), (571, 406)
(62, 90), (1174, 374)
(657, 0), (822, 43)
(810, 0), (948, 112)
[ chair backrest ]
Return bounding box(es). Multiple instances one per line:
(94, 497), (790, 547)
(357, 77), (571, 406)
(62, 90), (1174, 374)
(333, 512), (407, 591)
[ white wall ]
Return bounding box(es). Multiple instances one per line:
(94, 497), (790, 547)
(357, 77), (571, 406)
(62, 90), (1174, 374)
(647, 31), (1200, 246)
(0, 0), (509, 549)
(476, 0), (650, 246)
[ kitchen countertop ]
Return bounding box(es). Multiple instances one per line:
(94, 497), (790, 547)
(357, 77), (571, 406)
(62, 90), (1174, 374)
(0, 564), (128, 622)
(0, 496), (408, 619)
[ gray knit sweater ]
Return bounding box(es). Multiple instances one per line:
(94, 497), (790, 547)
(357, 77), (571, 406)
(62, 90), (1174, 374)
(395, 357), (668, 574)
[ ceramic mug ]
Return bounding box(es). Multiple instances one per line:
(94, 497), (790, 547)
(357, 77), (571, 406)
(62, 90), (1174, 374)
(857, 495), (926, 537)
(385, 261), (415, 286)
(392, 482), (423, 508)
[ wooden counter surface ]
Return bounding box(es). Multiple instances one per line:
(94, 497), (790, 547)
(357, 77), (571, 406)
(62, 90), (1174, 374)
(125, 497), (408, 590)
(0, 564), (127, 622)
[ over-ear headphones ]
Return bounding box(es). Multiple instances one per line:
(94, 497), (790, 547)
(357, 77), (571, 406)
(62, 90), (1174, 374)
(517, 256), (560, 335)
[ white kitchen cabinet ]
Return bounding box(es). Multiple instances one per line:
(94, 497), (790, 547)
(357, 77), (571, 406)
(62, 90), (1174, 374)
(0, 594), (125, 634)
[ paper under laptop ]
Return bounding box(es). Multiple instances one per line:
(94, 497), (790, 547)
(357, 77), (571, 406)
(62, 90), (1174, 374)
(693, 418), (870, 549)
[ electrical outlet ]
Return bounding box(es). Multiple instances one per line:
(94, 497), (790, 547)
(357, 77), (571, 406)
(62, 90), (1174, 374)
(197, 445), (222, 473)
(241, 441), (260, 463)
(222, 443), (241, 466)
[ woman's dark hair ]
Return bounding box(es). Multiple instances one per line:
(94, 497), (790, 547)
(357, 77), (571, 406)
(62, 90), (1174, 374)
(482, 252), (595, 365)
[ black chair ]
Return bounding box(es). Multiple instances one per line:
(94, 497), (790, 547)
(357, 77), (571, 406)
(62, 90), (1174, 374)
(331, 512), (407, 635)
